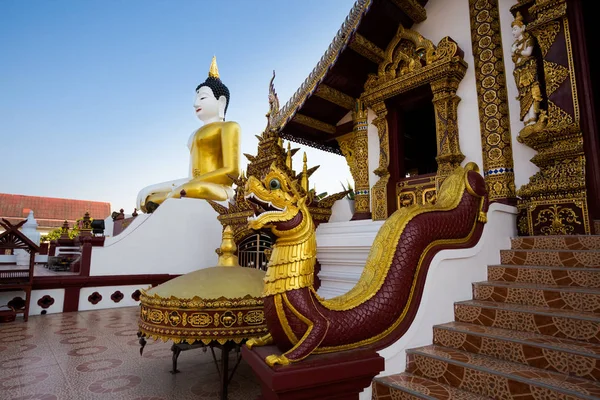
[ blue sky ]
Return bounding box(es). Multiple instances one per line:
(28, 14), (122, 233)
(0, 0), (356, 213)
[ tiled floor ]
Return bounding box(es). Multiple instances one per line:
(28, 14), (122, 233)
(0, 307), (261, 400)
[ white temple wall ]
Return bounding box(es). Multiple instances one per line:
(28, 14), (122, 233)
(367, 109), (380, 196)
(78, 285), (145, 312)
(89, 197), (223, 276)
(0, 289), (65, 316)
(499, 0), (539, 188)
(414, 0), (484, 171)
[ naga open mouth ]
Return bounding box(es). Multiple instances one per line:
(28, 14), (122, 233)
(245, 192), (286, 222)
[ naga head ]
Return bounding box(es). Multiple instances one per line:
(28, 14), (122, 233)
(244, 164), (308, 234)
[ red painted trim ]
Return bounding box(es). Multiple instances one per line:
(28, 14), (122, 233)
(33, 274), (178, 290)
(78, 241), (92, 276)
(63, 288), (80, 312)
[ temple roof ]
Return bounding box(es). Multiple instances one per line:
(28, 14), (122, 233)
(275, 0), (428, 154)
(0, 193), (111, 230)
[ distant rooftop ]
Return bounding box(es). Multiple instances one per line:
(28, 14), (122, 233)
(0, 193), (111, 229)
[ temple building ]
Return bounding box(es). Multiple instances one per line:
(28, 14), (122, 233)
(1, 1), (599, 399)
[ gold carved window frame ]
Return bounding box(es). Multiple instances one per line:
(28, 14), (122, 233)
(361, 26), (467, 220)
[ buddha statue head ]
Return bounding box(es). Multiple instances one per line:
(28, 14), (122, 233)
(194, 56), (230, 124)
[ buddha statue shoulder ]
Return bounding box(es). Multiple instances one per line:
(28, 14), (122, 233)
(137, 57), (241, 213)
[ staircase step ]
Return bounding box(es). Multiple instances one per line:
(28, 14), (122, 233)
(511, 235), (600, 251)
(500, 249), (600, 268)
(434, 321), (600, 382)
(472, 281), (600, 312)
(406, 345), (600, 399)
(454, 300), (600, 343)
(372, 372), (491, 399)
(488, 265), (600, 288)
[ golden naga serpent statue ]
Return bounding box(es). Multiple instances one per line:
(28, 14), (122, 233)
(244, 162), (488, 366)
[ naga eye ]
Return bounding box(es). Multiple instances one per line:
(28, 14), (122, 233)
(269, 178), (281, 190)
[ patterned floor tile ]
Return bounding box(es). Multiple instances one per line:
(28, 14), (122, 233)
(0, 307), (261, 400)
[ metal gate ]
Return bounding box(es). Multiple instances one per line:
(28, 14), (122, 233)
(237, 233), (273, 271)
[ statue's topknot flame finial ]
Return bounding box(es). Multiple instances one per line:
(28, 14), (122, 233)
(209, 55), (220, 79)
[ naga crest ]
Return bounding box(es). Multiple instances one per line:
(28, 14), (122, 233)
(244, 163), (308, 233)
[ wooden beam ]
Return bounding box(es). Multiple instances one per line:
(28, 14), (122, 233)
(292, 114), (337, 135)
(391, 0), (427, 23)
(348, 33), (385, 64)
(314, 85), (356, 110)
(335, 120), (354, 136)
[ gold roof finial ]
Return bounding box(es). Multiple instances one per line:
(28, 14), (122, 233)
(216, 226), (239, 267)
(301, 152), (308, 192)
(286, 142), (292, 169)
(209, 55), (220, 78)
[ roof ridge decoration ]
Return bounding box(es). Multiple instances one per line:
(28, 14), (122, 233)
(272, 0), (373, 131)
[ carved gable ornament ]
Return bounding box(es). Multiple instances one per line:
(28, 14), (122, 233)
(363, 26), (466, 101)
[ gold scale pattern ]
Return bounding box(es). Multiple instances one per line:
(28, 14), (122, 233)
(468, 0), (516, 202)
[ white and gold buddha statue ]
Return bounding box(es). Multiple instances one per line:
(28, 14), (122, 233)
(137, 57), (241, 213)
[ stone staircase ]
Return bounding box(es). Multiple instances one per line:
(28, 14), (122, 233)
(372, 235), (600, 399)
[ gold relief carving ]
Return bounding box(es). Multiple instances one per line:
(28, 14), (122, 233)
(168, 311), (181, 326)
(314, 84), (355, 110)
(243, 310), (265, 325)
(431, 77), (465, 181)
(534, 204), (582, 235)
(529, 21), (560, 57)
(563, 18), (579, 123)
(546, 100), (573, 131)
(370, 102), (389, 220)
(427, 37), (459, 65)
(188, 313), (212, 327)
(390, 0), (427, 23)
(514, 2), (590, 235)
(362, 29), (467, 216)
(398, 192), (416, 208)
(543, 60), (569, 97)
(337, 133), (357, 181)
(517, 209), (531, 236)
(351, 100), (370, 215)
(529, 0), (567, 28)
(367, 25), (435, 89)
(348, 33), (385, 65)
(519, 197), (590, 236)
(221, 311), (236, 328)
(469, 0), (516, 201)
(148, 309), (164, 324)
(396, 175), (437, 209)
(292, 114), (336, 135)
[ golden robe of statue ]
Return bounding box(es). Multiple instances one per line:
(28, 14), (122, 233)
(138, 57), (241, 213)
